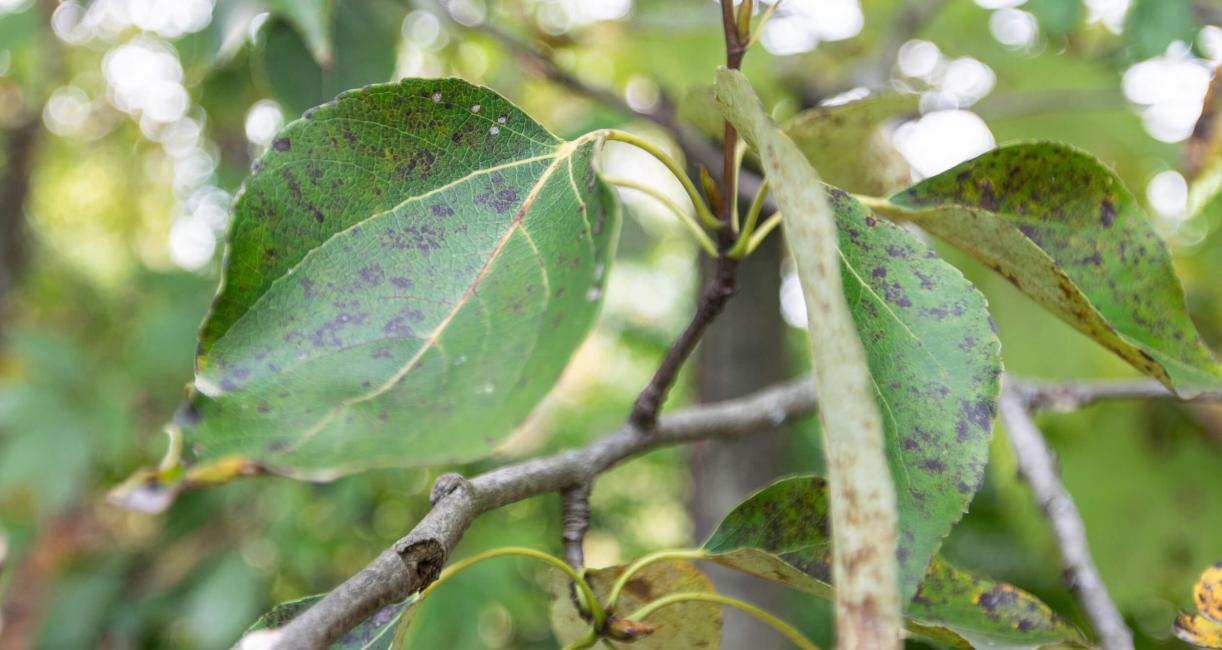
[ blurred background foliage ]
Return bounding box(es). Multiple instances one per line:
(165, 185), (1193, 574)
(0, 0), (1219, 648)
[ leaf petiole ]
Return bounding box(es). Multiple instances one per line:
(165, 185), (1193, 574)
(419, 546), (605, 628)
(603, 548), (708, 610)
(603, 130), (722, 230)
(728, 178), (771, 257)
(626, 591), (821, 650)
(603, 177), (719, 256)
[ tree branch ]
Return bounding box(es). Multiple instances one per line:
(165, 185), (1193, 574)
(268, 377), (817, 649)
(999, 382), (1134, 650)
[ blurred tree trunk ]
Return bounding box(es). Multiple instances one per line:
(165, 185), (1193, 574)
(0, 118), (38, 339)
(689, 232), (790, 650)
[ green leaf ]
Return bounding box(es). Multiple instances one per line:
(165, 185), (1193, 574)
(254, 0), (403, 116)
(714, 67), (903, 647)
(1025, 0), (1082, 38)
(704, 477), (1089, 649)
(828, 187), (1002, 600)
(268, 0), (334, 65)
(782, 93), (918, 196)
(1124, 0), (1197, 61)
(243, 594), (417, 649)
(177, 78), (618, 481)
(549, 560), (722, 648)
(882, 143), (1222, 396)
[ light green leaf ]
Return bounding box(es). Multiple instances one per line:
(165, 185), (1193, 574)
(704, 477), (1090, 650)
(782, 93), (917, 196)
(549, 560), (722, 648)
(242, 594), (417, 649)
(255, 0), (402, 116)
(882, 143), (1222, 396)
(154, 78), (617, 485)
(714, 67), (902, 648)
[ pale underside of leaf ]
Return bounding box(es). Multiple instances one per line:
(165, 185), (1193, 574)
(714, 67), (902, 649)
(882, 143), (1222, 396)
(243, 593), (417, 650)
(782, 93), (917, 196)
(549, 560), (722, 649)
(178, 79), (618, 478)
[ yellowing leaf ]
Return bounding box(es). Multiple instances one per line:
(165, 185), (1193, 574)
(1176, 612), (1222, 649)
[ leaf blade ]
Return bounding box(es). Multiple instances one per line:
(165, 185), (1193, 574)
(885, 142), (1222, 396)
(179, 79), (618, 479)
(703, 476), (1089, 650)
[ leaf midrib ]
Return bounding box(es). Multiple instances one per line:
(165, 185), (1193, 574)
(271, 136), (598, 454)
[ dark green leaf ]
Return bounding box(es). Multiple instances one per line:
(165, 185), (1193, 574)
(1124, 0), (1197, 61)
(825, 187), (1002, 600)
(703, 477), (1089, 649)
(549, 560), (722, 648)
(782, 93), (917, 195)
(243, 594), (416, 649)
(884, 143), (1222, 396)
(254, 0), (402, 116)
(180, 78), (618, 480)
(1025, 0), (1083, 38)
(268, 0), (334, 65)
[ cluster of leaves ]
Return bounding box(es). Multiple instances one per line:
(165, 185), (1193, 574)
(108, 57), (1220, 647)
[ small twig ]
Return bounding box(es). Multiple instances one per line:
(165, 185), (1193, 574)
(267, 377), (817, 650)
(999, 382), (1134, 650)
(1014, 377), (1222, 413)
(561, 484), (593, 569)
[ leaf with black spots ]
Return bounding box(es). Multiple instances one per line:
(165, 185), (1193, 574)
(117, 78), (619, 501)
(549, 560), (722, 649)
(704, 477), (1089, 649)
(882, 143), (1222, 397)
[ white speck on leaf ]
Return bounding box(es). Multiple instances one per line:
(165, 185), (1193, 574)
(471, 104), (481, 113)
(489, 126), (500, 135)
(431, 91), (442, 103)
(497, 116), (507, 124)
(481, 383), (495, 394)
(585, 287), (601, 301)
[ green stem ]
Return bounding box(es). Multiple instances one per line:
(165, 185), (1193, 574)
(604, 177), (719, 256)
(421, 546), (605, 628)
(744, 212), (783, 255)
(747, 0), (782, 48)
(731, 139), (748, 232)
(728, 179), (771, 258)
(604, 548), (708, 610)
(604, 130), (722, 229)
(627, 591), (821, 650)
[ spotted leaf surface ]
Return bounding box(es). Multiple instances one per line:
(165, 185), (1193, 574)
(715, 67), (902, 647)
(1175, 561), (1222, 649)
(243, 593), (417, 649)
(827, 187), (1002, 600)
(186, 78), (619, 478)
(783, 93), (917, 195)
(704, 477), (1088, 649)
(549, 560), (722, 649)
(884, 143), (1222, 396)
